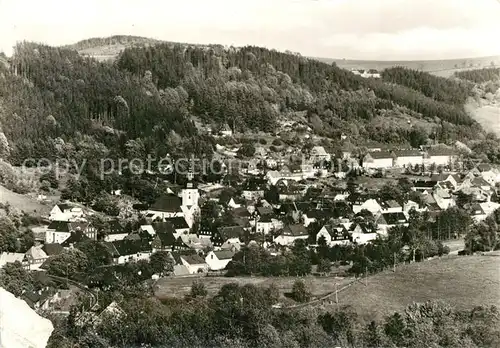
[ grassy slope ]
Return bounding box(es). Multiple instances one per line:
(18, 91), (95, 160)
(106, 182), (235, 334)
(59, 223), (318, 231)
(0, 184), (51, 215)
(154, 275), (353, 301)
(335, 254), (500, 322)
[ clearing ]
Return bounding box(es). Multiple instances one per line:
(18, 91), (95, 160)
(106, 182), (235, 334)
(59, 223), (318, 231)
(0, 185), (52, 216)
(154, 275), (353, 300)
(334, 254), (500, 322)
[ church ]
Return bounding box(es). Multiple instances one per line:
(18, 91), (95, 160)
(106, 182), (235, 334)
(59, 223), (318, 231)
(147, 172), (200, 228)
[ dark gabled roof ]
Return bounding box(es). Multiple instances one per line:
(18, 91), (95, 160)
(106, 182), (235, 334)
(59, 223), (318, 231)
(108, 220), (126, 235)
(111, 239), (151, 256)
(57, 203), (74, 211)
(275, 202), (298, 215)
(306, 209), (332, 220)
(323, 224), (350, 240)
(427, 147), (457, 156)
(472, 177), (491, 187)
(282, 224), (308, 236)
(61, 231), (90, 247)
(153, 221), (176, 233)
(469, 204), (486, 216)
(102, 242), (120, 257)
(169, 250), (197, 264)
(242, 177), (267, 191)
(150, 194), (182, 213)
(413, 180), (438, 188)
(233, 207), (251, 218)
(351, 223), (374, 234)
(295, 202), (313, 213)
(476, 163), (492, 172)
(365, 151), (394, 160)
(377, 212), (408, 225)
(132, 203), (149, 210)
(379, 199), (402, 209)
(42, 243), (64, 256)
(155, 231), (176, 247)
(256, 206), (274, 217)
(213, 250), (236, 260)
(393, 149), (422, 157)
(218, 226), (245, 240)
(164, 217), (189, 230)
(47, 221), (71, 232)
(258, 214), (273, 223)
(181, 254), (206, 265)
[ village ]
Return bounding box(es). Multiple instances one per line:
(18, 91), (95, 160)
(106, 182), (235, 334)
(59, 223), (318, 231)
(1, 119), (500, 316)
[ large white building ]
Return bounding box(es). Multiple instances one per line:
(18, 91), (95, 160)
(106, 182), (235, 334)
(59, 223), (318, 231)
(393, 150), (423, 168)
(362, 151), (394, 169)
(49, 203), (84, 222)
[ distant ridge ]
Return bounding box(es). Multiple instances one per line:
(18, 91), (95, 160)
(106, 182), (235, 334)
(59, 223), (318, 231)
(315, 55), (500, 77)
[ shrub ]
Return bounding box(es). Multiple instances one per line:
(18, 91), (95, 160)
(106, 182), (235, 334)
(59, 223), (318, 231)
(291, 280), (311, 303)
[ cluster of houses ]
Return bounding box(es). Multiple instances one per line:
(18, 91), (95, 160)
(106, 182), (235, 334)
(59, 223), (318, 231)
(3, 138), (500, 286)
(350, 68), (381, 78)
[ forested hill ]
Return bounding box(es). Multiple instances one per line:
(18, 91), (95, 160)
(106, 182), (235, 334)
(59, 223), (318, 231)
(0, 39), (488, 167)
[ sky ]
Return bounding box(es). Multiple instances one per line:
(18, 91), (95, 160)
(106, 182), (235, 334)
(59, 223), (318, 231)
(0, 0), (500, 60)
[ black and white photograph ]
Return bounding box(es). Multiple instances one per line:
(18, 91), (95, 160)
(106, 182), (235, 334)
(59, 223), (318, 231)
(0, 0), (500, 347)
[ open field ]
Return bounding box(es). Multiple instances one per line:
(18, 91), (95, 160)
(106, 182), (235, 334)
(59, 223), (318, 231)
(154, 275), (353, 300)
(318, 55), (500, 77)
(470, 104), (500, 136)
(0, 185), (52, 215)
(334, 254), (500, 322)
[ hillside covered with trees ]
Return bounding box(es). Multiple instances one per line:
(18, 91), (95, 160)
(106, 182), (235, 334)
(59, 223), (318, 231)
(1, 37), (500, 178)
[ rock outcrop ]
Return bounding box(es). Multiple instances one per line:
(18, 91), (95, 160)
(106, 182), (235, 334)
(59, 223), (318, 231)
(0, 287), (54, 348)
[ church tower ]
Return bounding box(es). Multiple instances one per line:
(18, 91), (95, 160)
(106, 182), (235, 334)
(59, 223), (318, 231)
(181, 171), (199, 208)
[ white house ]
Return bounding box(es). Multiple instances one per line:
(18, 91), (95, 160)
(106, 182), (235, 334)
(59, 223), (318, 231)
(220, 124), (233, 137)
(274, 225), (309, 246)
(350, 224), (378, 244)
(256, 215), (274, 235)
(316, 225), (350, 246)
(353, 199), (382, 215)
(426, 148), (457, 167)
(379, 200), (403, 214)
(310, 146), (331, 163)
(433, 188), (455, 210)
(45, 221), (96, 245)
(404, 200), (427, 213)
(179, 254), (209, 274)
(205, 250), (236, 271)
(107, 239), (152, 265)
(265, 158), (278, 169)
(393, 150), (423, 168)
(362, 151), (394, 169)
(24, 246), (48, 271)
(49, 203), (85, 222)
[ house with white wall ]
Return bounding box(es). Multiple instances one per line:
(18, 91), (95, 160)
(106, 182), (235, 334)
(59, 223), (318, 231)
(316, 224), (351, 246)
(274, 225), (309, 246)
(205, 250), (235, 271)
(393, 150), (423, 168)
(352, 198), (382, 215)
(45, 221), (96, 244)
(49, 203), (85, 222)
(362, 151), (394, 169)
(425, 148), (458, 167)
